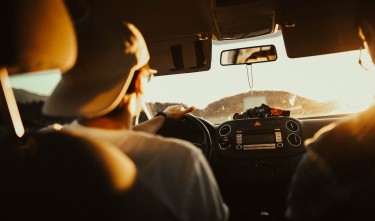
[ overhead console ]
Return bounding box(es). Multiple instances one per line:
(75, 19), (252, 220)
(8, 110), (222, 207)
(214, 0), (276, 40)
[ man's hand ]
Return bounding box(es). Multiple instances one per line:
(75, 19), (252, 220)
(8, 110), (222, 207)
(133, 105), (196, 133)
(163, 105), (196, 119)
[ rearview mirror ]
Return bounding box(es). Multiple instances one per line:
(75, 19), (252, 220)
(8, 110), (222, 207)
(221, 45), (277, 65)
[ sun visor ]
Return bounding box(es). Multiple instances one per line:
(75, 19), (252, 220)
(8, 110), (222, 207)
(279, 0), (363, 58)
(147, 35), (212, 75)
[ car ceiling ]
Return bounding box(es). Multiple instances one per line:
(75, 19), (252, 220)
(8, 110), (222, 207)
(65, 0), (363, 75)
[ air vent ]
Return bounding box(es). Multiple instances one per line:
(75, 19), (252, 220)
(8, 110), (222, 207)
(219, 124), (231, 136)
(287, 133), (302, 146)
(286, 120), (299, 132)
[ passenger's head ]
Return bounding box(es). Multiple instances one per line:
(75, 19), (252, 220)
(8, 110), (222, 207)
(43, 17), (151, 119)
(358, 0), (375, 64)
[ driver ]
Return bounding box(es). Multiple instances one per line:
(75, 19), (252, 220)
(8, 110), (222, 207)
(43, 17), (228, 221)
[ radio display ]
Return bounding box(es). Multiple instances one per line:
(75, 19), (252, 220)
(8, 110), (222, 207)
(243, 133), (275, 144)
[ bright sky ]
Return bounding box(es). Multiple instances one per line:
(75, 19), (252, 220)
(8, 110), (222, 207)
(144, 31), (375, 110)
(9, 30), (375, 112)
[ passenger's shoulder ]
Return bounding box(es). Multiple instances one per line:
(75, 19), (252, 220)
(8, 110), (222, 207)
(304, 108), (375, 180)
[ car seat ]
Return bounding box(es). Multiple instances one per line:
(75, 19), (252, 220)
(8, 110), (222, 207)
(0, 0), (136, 220)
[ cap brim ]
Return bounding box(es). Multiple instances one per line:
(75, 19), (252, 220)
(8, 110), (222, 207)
(43, 69), (134, 118)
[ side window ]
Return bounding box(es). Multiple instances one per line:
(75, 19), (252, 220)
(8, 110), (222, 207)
(9, 70), (73, 130)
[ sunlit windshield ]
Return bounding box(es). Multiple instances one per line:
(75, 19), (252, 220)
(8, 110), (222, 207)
(9, 31), (375, 125)
(144, 31), (375, 124)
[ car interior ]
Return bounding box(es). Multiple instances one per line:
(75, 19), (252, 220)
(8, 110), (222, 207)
(1, 0), (372, 220)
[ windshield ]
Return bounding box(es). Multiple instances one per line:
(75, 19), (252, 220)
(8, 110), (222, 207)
(9, 31), (375, 125)
(144, 31), (375, 124)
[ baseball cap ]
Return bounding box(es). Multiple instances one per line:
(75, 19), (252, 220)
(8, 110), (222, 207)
(43, 17), (150, 118)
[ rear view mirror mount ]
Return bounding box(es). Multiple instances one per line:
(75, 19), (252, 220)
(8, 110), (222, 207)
(221, 45), (277, 65)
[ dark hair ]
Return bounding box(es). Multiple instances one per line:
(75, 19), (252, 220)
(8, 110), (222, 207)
(106, 63), (152, 117)
(125, 63), (152, 94)
(101, 69), (141, 118)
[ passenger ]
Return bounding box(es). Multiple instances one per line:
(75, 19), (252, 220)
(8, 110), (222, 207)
(43, 17), (228, 221)
(286, 1), (375, 220)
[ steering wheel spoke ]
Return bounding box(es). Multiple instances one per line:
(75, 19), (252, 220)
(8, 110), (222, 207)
(156, 114), (213, 159)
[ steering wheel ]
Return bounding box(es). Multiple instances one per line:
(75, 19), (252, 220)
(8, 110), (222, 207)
(156, 113), (213, 159)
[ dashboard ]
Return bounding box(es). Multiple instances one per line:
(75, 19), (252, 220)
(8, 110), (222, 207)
(157, 115), (306, 220)
(210, 117), (305, 221)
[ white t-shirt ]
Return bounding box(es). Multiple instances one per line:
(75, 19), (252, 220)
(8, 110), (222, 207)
(63, 120), (229, 221)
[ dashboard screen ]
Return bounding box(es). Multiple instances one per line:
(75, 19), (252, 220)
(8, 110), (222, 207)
(243, 133), (275, 144)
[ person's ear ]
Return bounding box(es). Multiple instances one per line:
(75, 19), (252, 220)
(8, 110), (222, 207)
(134, 71), (144, 95)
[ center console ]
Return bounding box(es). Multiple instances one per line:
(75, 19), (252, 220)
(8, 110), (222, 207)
(212, 117), (305, 221)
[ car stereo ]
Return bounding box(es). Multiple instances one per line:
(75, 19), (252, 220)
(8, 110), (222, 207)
(216, 117), (304, 156)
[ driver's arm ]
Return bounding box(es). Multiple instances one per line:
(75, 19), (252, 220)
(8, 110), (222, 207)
(133, 105), (195, 134)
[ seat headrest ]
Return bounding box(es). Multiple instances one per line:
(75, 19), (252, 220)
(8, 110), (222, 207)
(0, 0), (77, 74)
